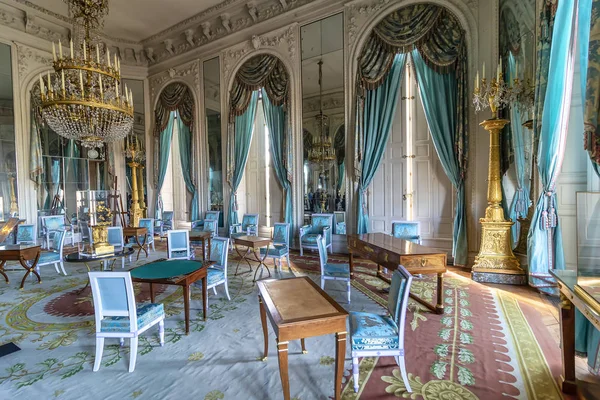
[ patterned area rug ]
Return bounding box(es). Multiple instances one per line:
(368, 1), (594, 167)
(0, 246), (567, 399)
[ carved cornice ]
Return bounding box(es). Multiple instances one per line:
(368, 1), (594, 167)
(302, 90), (344, 113)
(149, 60), (200, 101)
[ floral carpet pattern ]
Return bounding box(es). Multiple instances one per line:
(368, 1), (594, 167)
(0, 246), (566, 399)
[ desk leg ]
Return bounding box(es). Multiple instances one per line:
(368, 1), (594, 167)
(349, 251), (354, 279)
(202, 238), (206, 261)
(277, 340), (290, 400)
(301, 338), (307, 354)
(436, 273), (444, 314)
(183, 284), (190, 335)
(0, 260), (9, 283)
(20, 252), (41, 289)
(234, 244), (253, 275)
(202, 276), (207, 321)
(208, 237), (211, 260)
(559, 293), (577, 394)
(335, 332), (346, 400)
(136, 234), (148, 260)
(149, 283), (155, 303)
(259, 296), (268, 361)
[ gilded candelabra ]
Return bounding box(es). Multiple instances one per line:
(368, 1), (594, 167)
(471, 66), (526, 285)
(125, 135), (144, 227)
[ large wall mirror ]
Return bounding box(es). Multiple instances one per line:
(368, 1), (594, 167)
(301, 13), (345, 229)
(0, 43), (18, 220)
(499, 0), (536, 250)
(122, 79), (147, 216)
(204, 57), (224, 227)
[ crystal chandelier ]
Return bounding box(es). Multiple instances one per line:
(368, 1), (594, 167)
(38, 0), (133, 149)
(308, 59), (336, 169)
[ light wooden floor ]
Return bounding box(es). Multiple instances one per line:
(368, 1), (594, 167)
(451, 267), (600, 399)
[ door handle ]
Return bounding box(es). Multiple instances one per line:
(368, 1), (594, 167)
(402, 155), (416, 159)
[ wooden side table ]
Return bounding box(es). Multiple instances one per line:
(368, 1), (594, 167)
(257, 277), (349, 400)
(189, 230), (212, 260)
(123, 227), (148, 260)
(0, 245), (42, 289)
(232, 235), (271, 282)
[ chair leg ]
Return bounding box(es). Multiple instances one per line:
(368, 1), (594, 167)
(151, 241), (155, 252)
(159, 320), (165, 346)
(121, 257), (125, 269)
(347, 280), (351, 304)
(129, 337), (138, 373)
(396, 355), (411, 392)
(212, 287), (217, 295)
(60, 262), (67, 276)
(53, 262), (60, 274)
(320, 277), (325, 290)
(224, 281), (231, 301)
(299, 241), (303, 256)
(120, 338), (125, 347)
(93, 337), (104, 372)
(352, 357), (360, 392)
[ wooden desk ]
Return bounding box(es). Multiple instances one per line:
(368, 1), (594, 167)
(232, 235), (271, 282)
(257, 277), (348, 400)
(347, 233), (447, 314)
(551, 270), (600, 395)
(0, 245), (42, 289)
(189, 230), (212, 260)
(123, 227), (148, 260)
(130, 259), (212, 335)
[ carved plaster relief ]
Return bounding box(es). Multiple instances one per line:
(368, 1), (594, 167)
(15, 43), (53, 83)
(149, 60), (200, 103)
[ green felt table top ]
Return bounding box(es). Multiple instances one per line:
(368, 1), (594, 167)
(130, 260), (207, 280)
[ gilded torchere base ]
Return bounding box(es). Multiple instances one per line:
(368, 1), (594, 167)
(472, 220), (526, 285)
(129, 203), (143, 228)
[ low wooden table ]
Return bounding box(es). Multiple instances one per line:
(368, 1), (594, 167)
(348, 233), (447, 314)
(65, 247), (135, 293)
(123, 226), (148, 260)
(257, 277), (349, 400)
(232, 235), (271, 282)
(130, 259), (213, 335)
(189, 230), (212, 260)
(0, 245), (42, 289)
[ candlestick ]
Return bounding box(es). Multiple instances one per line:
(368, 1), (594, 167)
(47, 71), (51, 93)
(482, 62), (485, 79)
(59, 40), (63, 58)
(39, 74), (44, 97)
(70, 39), (74, 59)
(107, 49), (111, 68)
(476, 71), (480, 90)
(96, 44), (100, 63)
(124, 84), (128, 103)
(61, 70), (65, 95)
(99, 75), (103, 99)
(116, 81), (119, 100)
(83, 40), (87, 60)
(79, 70), (84, 95)
(52, 42), (57, 61)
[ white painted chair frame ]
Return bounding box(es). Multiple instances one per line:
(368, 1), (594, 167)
(36, 229), (67, 276)
(317, 234), (351, 304)
(106, 226), (131, 268)
(351, 266), (413, 393)
(205, 237), (231, 305)
(166, 230), (191, 260)
(89, 272), (165, 373)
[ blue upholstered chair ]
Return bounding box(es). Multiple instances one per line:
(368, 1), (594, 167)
(138, 218), (156, 252)
(167, 230), (190, 260)
(196, 237), (230, 305)
(391, 221), (422, 244)
(300, 213), (333, 256)
(202, 220), (218, 238)
(155, 211), (174, 238)
(89, 271), (165, 372)
(107, 226), (130, 268)
(350, 266), (413, 393)
(191, 211), (220, 231)
(334, 211), (346, 235)
(16, 224), (36, 245)
(37, 229), (67, 276)
(40, 215), (74, 249)
(260, 223), (290, 272)
(229, 213), (259, 238)
(317, 235), (350, 303)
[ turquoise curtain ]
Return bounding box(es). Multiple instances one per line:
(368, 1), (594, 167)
(527, 0), (575, 294)
(412, 50), (468, 266)
(228, 92), (259, 227)
(357, 54), (406, 234)
(262, 90), (293, 241)
(176, 111), (199, 221)
(154, 113), (175, 219)
(337, 161), (345, 193)
(507, 53), (531, 247)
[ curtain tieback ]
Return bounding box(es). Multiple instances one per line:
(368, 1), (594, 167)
(515, 187), (527, 216)
(540, 190), (557, 230)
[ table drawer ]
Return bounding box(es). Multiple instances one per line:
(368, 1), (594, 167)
(400, 254), (446, 272)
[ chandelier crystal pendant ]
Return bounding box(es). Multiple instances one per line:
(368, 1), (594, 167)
(39, 0), (133, 149)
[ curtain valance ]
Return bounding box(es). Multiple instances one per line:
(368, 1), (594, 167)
(230, 55), (288, 118)
(154, 83), (194, 135)
(358, 4), (465, 91)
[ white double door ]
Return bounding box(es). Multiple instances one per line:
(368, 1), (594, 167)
(368, 63), (456, 248)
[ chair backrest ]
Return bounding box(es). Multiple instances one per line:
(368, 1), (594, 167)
(272, 223), (290, 247)
(167, 229), (190, 259)
(316, 235), (328, 273)
(391, 221), (420, 239)
(387, 266), (413, 340)
(50, 229), (66, 255)
(16, 224), (36, 244)
(41, 215), (65, 232)
(334, 211), (345, 224)
(311, 214), (333, 243)
(205, 211), (220, 221)
(162, 211), (174, 222)
(209, 237), (230, 272)
(139, 218), (155, 236)
(106, 226), (124, 247)
(203, 220), (218, 236)
(241, 214), (259, 233)
(89, 271), (137, 333)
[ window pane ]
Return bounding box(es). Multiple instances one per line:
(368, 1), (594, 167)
(204, 57), (223, 227)
(0, 43), (17, 219)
